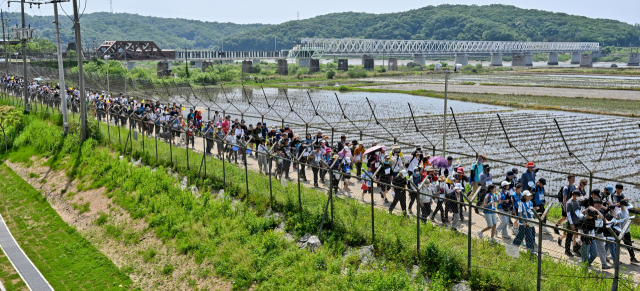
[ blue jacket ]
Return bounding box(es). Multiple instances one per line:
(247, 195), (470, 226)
(520, 170), (536, 192)
(533, 185), (545, 206)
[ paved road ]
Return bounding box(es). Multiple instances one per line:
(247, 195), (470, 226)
(364, 83), (640, 100)
(0, 213), (53, 291)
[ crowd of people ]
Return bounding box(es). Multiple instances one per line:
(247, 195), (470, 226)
(3, 74), (638, 270)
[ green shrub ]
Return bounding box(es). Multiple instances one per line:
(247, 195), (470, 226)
(326, 69), (336, 79)
(347, 67), (368, 78)
(95, 212), (108, 225)
(161, 264), (174, 275)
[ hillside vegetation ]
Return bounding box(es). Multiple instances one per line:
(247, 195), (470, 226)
(7, 4), (640, 51)
(3, 12), (268, 50)
(220, 4), (640, 51)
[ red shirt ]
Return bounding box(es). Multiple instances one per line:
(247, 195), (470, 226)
(221, 120), (230, 134)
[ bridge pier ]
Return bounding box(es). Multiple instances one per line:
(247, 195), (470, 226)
(412, 54), (425, 65)
(388, 58), (398, 71)
(547, 52), (559, 65)
(362, 55), (374, 70)
(628, 53), (639, 66)
(298, 58), (311, 68)
(525, 52), (533, 66)
(277, 59), (289, 75)
(338, 59), (348, 71)
(454, 54), (468, 66)
(309, 59), (320, 73)
(242, 60), (253, 73)
(202, 61), (213, 72)
(490, 53), (502, 66)
(252, 59), (261, 66)
(194, 60), (203, 70)
(571, 52), (581, 64)
(592, 51), (601, 58)
(511, 54), (526, 66)
(580, 53), (593, 67)
(126, 62), (136, 70)
(157, 61), (171, 77)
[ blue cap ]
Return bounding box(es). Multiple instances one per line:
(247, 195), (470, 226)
(605, 185), (614, 193)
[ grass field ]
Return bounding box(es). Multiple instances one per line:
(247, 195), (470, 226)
(0, 162), (134, 290)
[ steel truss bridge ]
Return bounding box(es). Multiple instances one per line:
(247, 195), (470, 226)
(175, 50), (288, 61)
(287, 38), (600, 59)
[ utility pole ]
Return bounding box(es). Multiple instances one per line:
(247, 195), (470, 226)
(50, 0), (69, 134)
(72, 0), (87, 141)
(442, 69), (449, 157)
(1, 10), (10, 78)
(21, 0), (29, 114)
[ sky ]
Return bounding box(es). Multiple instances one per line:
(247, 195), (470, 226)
(8, 0), (639, 25)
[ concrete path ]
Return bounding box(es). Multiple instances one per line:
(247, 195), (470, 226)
(0, 213), (53, 291)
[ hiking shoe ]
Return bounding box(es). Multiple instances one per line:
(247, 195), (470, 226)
(543, 228), (551, 235)
(408, 210), (413, 215)
(502, 235), (512, 239)
(573, 250), (582, 257)
(554, 227), (560, 235)
(557, 238), (562, 247)
(565, 251), (574, 257)
(477, 230), (483, 239)
(384, 198), (389, 204)
(631, 258), (639, 263)
(602, 265), (612, 270)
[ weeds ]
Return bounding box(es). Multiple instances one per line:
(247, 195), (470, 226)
(72, 202), (90, 214)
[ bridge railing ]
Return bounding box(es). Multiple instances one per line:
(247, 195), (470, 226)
(175, 50), (288, 60)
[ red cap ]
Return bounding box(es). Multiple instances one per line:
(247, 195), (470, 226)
(526, 162), (535, 168)
(457, 167), (464, 173)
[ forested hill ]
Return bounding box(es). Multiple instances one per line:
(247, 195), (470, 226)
(3, 12), (268, 50)
(222, 4), (640, 51)
(7, 4), (640, 51)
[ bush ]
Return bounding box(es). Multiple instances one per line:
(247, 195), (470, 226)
(253, 64), (262, 74)
(347, 67), (368, 78)
(462, 64), (475, 70)
(376, 66), (386, 73)
(326, 69), (336, 79)
(161, 264), (174, 275)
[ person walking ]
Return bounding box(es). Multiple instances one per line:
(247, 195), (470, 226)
(617, 200), (638, 263)
(389, 170), (409, 217)
(511, 190), (536, 253)
(532, 178), (551, 235)
(497, 181), (513, 239)
(430, 175), (449, 222)
(257, 139), (269, 175)
(478, 184), (498, 244)
(475, 164), (493, 214)
(353, 142), (365, 179)
(378, 154), (393, 205)
(520, 162), (536, 192)
(566, 190), (584, 257)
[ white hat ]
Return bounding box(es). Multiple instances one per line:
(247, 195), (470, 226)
(400, 169), (408, 177)
(455, 183), (464, 190)
(501, 181), (510, 187)
(522, 190), (533, 197)
(345, 157), (351, 163)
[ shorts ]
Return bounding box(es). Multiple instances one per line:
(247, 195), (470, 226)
(342, 174), (351, 181)
(379, 183), (390, 191)
(484, 212), (498, 227)
(561, 208), (567, 218)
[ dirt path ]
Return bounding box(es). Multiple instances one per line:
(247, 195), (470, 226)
(176, 135), (640, 281)
(363, 83), (640, 100)
(5, 158), (232, 291)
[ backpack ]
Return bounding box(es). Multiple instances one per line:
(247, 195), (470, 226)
(556, 187), (565, 203)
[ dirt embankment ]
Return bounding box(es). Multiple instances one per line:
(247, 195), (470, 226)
(5, 158), (231, 291)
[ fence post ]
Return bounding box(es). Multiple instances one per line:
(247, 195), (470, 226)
(155, 131), (158, 163)
(268, 151), (273, 209)
(222, 138), (226, 185)
(466, 189), (480, 277)
(118, 121), (121, 145)
(169, 129), (173, 167)
(415, 187), (421, 259)
(297, 155), (302, 215)
(370, 174), (375, 244)
(244, 142), (249, 201)
(535, 212), (544, 291)
(186, 135), (190, 170)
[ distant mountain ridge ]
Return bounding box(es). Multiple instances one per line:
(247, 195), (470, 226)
(7, 5), (640, 51)
(3, 12), (268, 50)
(221, 4), (640, 51)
